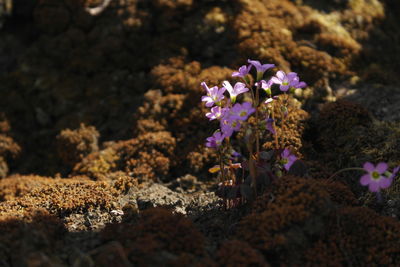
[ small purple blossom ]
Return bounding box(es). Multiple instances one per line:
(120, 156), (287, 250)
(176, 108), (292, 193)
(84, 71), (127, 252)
(248, 59), (275, 74)
(270, 71), (298, 92)
(222, 81), (249, 102)
(206, 106), (227, 121)
(388, 166), (400, 180)
(290, 76), (307, 89)
(220, 115), (241, 137)
(201, 82), (226, 107)
(281, 148), (297, 171)
(256, 79), (274, 95)
(360, 162), (392, 192)
(230, 102), (255, 121)
(266, 118), (275, 135)
(206, 131), (225, 148)
(232, 64), (252, 78)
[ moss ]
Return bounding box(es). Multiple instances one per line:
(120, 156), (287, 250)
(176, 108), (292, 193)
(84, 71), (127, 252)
(73, 147), (119, 180)
(0, 209), (66, 266)
(304, 206), (400, 266)
(236, 175), (335, 264)
(56, 123), (99, 168)
(261, 96), (310, 155)
(0, 115), (20, 178)
(100, 207), (206, 266)
(215, 240), (270, 267)
(0, 176), (119, 216)
(0, 175), (55, 201)
(316, 100), (372, 154)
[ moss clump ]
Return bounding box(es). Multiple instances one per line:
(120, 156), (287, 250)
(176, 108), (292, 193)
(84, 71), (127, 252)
(56, 123), (99, 168)
(0, 115), (20, 178)
(215, 240), (270, 267)
(235, 175), (400, 265)
(0, 176), (119, 216)
(100, 207), (206, 266)
(261, 96), (310, 155)
(316, 100), (372, 155)
(0, 209), (66, 266)
(236, 175), (335, 264)
(304, 206), (400, 266)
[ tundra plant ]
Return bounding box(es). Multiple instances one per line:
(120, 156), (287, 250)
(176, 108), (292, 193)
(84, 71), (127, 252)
(201, 60), (306, 208)
(201, 60), (399, 208)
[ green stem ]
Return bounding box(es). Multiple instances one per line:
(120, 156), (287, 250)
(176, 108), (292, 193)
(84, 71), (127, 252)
(255, 83), (260, 160)
(219, 147), (225, 182)
(327, 167), (365, 181)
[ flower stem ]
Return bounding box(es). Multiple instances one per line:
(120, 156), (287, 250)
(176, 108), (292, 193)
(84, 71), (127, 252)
(255, 83), (260, 160)
(271, 106), (279, 149)
(219, 148), (225, 182)
(327, 167), (365, 181)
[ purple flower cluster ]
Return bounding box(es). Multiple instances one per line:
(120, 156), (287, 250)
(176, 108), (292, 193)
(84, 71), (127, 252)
(256, 70), (307, 93)
(201, 59), (307, 156)
(201, 79), (253, 148)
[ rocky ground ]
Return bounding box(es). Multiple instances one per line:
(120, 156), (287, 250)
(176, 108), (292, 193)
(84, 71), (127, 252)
(1, 0), (400, 266)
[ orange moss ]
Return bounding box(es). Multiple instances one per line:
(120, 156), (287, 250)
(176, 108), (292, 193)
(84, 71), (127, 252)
(73, 131), (176, 182)
(304, 206), (400, 265)
(316, 100), (372, 152)
(56, 123), (99, 167)
(0, 176), (119, 216)
(215, 240), (270, 267)
(0, 115), (21, 178)
(0, 175), (56, 201)
(101, 207), (206, 265)
(0, 208), (66, 265)
(261, 96), (310, 155)
(236, 175), (335, 264)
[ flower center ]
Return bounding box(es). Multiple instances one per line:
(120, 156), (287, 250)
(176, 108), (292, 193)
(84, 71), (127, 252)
(372, 171), (380, 180)
(240, 111), (247, 117)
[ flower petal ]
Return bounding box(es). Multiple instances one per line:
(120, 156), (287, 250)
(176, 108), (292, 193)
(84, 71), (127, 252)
(363, 162), (375, 172)
(280, 85), (289, 92)
(379, 177), (392, 189)
(265, 98), (273, 104)
(201, 82), (209, 92)
(376, 162), (388, 173)
(360, 174), (371, 185)
(270, 77), (282, 84)
(297, 81), (307, 88)
(287, 72), (298, 80)
(368, 182), (380, 192)
(276, 70), (285, 80)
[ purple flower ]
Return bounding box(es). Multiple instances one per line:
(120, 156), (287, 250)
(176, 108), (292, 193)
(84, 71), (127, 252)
(388, 166), (400, 180)
(270, 71), (299, 92)
(232, 65), (252, 78)
(220, 116), (241, 137)
(206, 106), (227, 121)
(230, 102), (255, 121)
(256, 79), (274, 95)
(290, 76), (307, 89)
(222, 81), (249, 103)
(281, 148), (297, 171)
(266, 118), (275, 135)
(360, 162), (392, 192)
(248, 59), (275, 74)
(201, 82), (226, 107)
(206, 131), (225, 148)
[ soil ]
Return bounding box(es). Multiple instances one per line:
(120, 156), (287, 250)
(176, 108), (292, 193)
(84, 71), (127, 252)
(1, 0), (400, 266)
